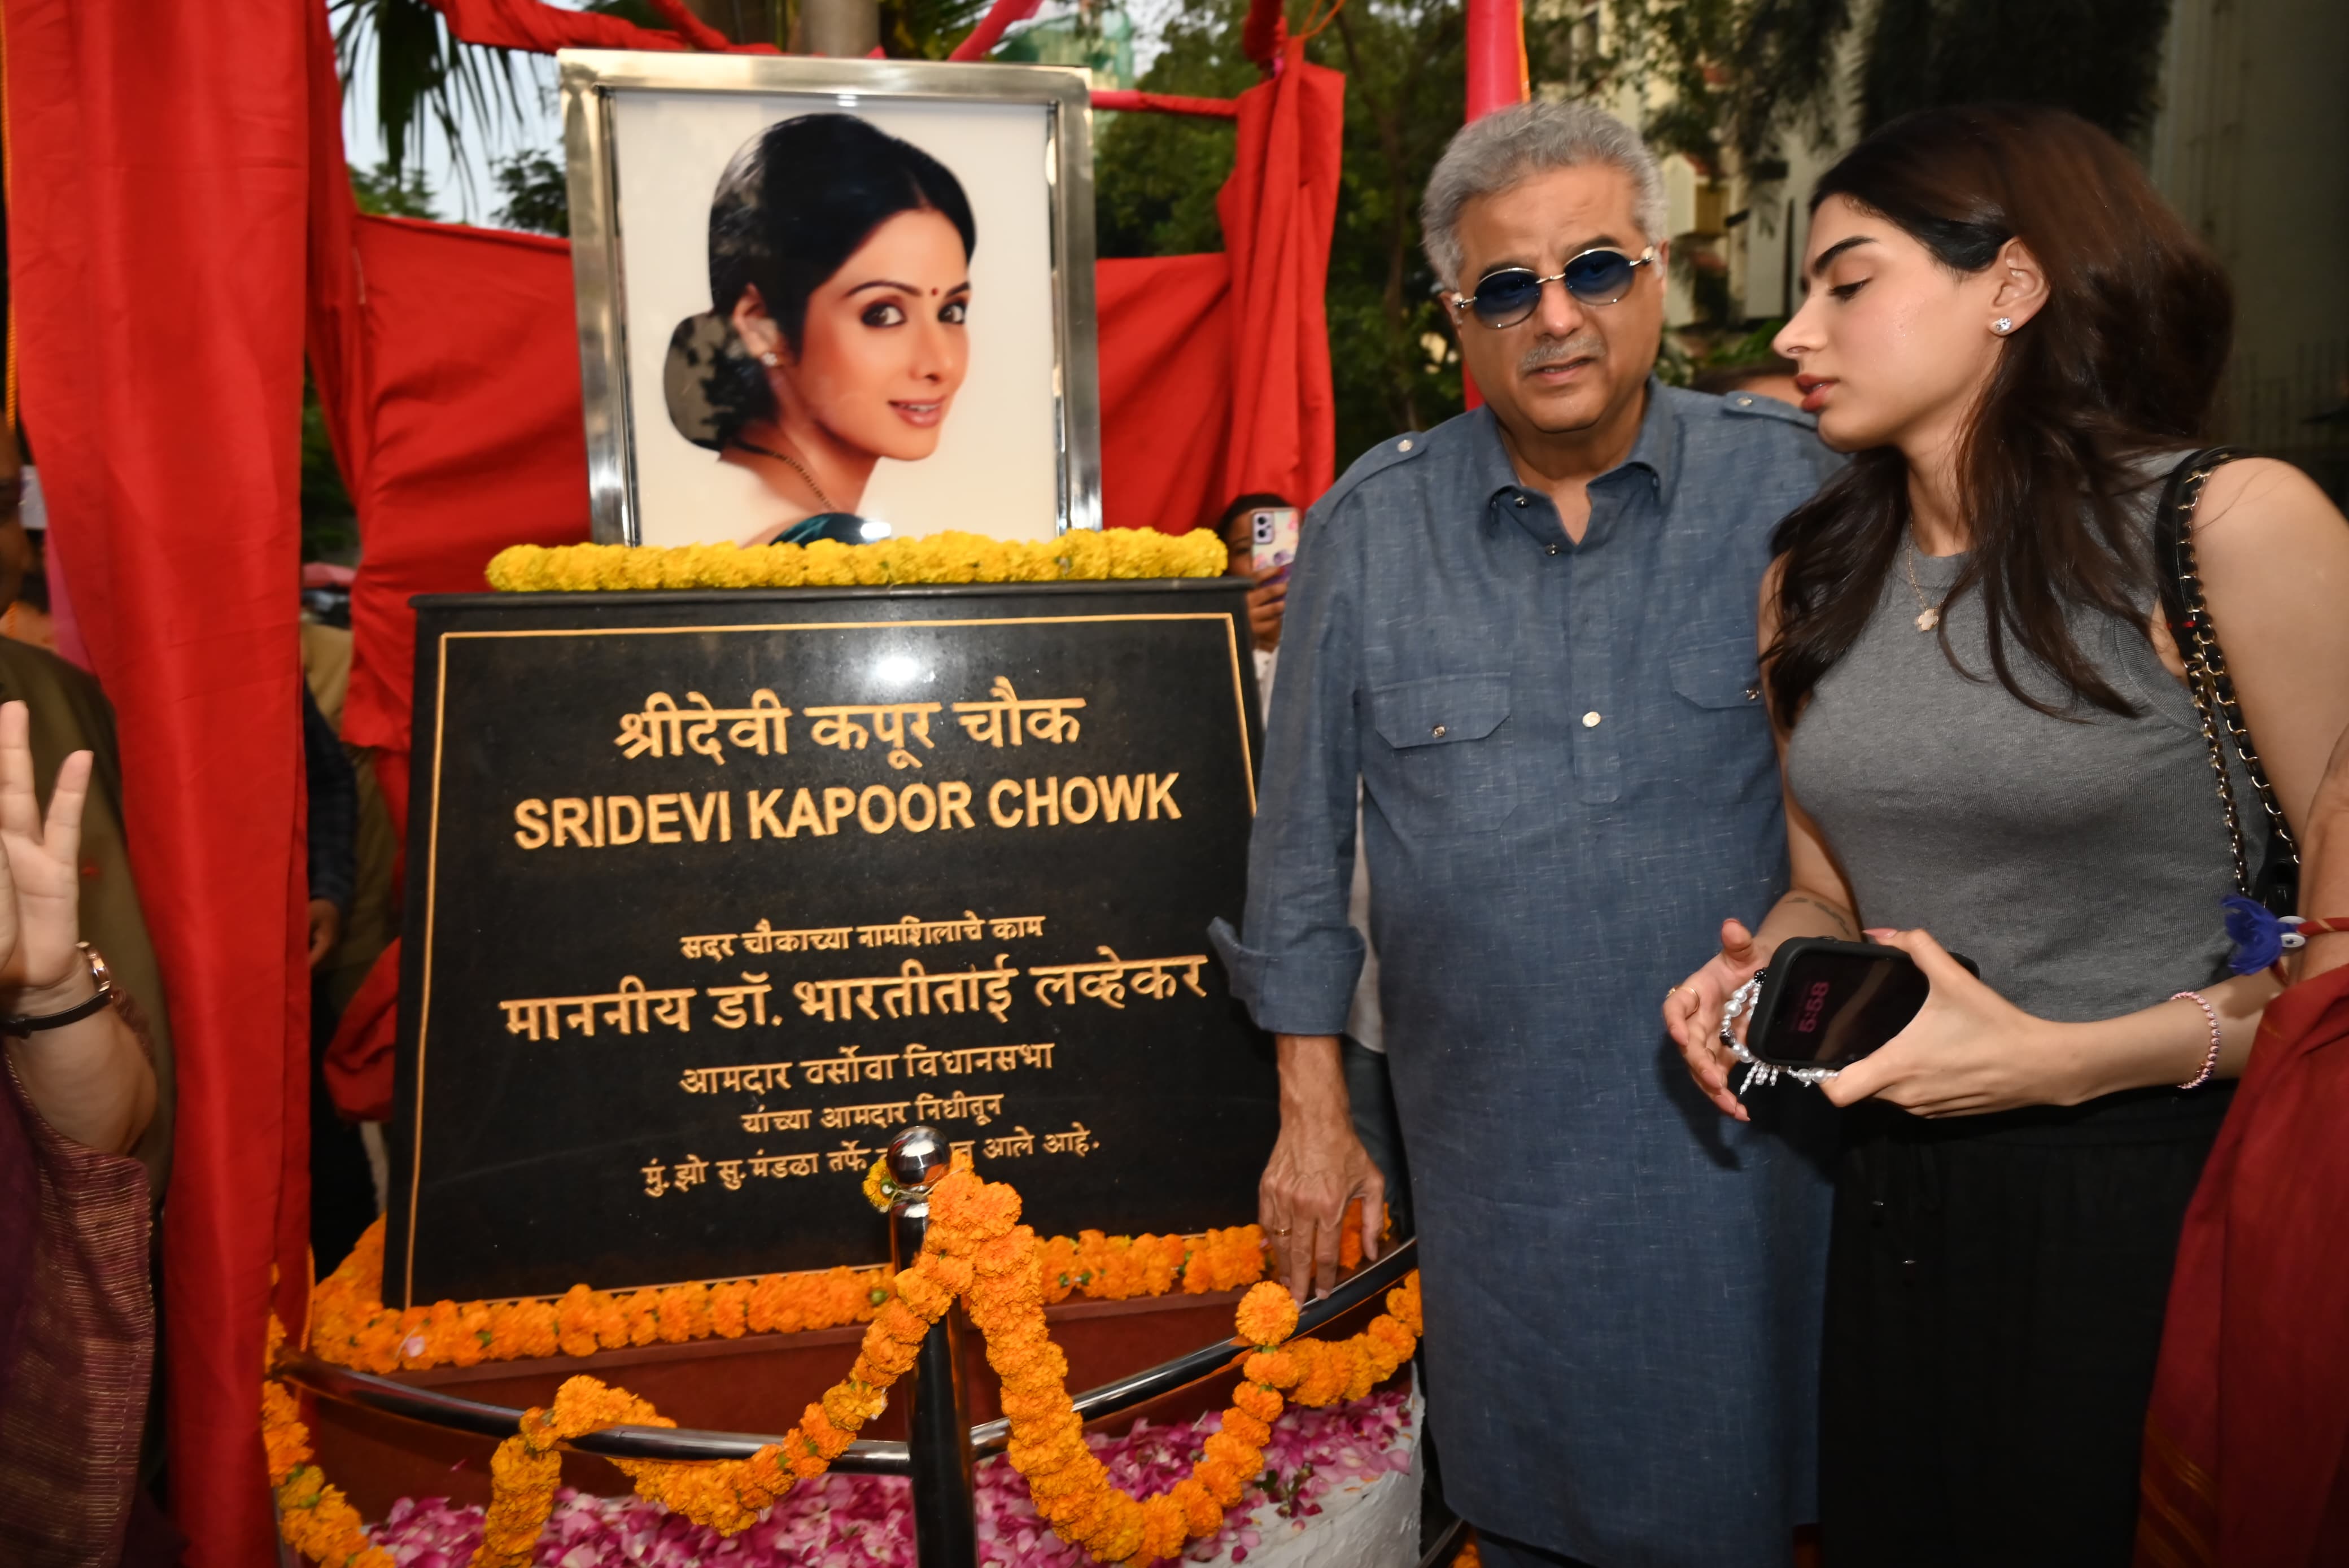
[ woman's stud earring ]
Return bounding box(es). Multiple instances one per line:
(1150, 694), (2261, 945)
(1993, 317), (2014, 335)
(759, 350), (780, 367)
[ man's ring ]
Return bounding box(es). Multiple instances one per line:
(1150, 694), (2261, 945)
(1273, 1225), (1291, 1236)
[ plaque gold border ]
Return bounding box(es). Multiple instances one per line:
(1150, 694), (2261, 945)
(402, 612), (1254, 1307)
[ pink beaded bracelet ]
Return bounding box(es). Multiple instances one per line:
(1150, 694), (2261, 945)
(2172, 989), (2223, 1090)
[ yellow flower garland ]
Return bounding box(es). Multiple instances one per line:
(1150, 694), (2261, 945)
(267, 1173), (1411, 1568)
(485, 527), (1228, 594)
(307, 1213), (1296, 1376)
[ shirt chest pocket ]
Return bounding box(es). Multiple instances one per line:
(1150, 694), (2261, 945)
(1663, 640), (1775, 801)
(1365, 672), (1521, 834)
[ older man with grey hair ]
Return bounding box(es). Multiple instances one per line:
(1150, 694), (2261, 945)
(1211, 101), (1841, 1566)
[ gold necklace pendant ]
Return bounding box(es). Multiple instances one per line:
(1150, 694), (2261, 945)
(1902, 540), (1944, 632)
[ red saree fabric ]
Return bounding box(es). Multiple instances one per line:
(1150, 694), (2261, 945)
(2138, 962), (2349, 1566)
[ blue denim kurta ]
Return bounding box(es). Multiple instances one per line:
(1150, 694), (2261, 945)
(1212, 385), (1843, 1567)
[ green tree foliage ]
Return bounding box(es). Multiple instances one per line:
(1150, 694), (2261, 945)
(493, 152), (571, 237)
(1099, 0), (1590, 467)
(349, 158), (438, 220)
(329, 0), (529, 185)
(1600, 0), (2173, 181)
(879, 0), (992, 59)
(1855, 0), (2173, 145)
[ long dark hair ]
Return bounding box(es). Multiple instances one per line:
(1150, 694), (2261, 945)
(697, 113), (976, 444)
(1765, 103), (2234, 722)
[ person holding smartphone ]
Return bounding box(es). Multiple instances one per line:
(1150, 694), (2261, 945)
(1663, 105), (2349, 1566)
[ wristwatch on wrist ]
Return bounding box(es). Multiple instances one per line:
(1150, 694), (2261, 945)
(3, 944), (116, 1037)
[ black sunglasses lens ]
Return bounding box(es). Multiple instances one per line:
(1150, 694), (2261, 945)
(1471, 271), (1544, 327)
(1562, 250), (1636, 303)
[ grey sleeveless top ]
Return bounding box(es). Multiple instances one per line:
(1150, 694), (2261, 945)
(1783, 490), (2262, 1038)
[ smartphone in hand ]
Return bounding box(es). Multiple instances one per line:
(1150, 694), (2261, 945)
(1250, 507), (1299, 579)
(1746, 937), (1980, 1071)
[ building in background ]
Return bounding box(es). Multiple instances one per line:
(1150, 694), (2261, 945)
(1540, 0), (2347, 499)
(2152, 0), (2349, 498)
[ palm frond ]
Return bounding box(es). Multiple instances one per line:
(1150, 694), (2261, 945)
(329, 0), (530, 193)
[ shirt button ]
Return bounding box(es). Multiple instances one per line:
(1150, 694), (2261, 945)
(1431, 724), (1447, 739)
(1736, 395), (1754, 407)
(1397, 438), (1413, 452)
(1545, 543), (1561, 556)
(1514, 496), (1528, 508)
(1581, 710), (1603, 728)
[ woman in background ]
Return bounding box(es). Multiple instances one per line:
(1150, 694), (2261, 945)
(0, 696), (165, 1564)
(668, 113), (976, 544)
(1663, 104), (2349, 1565)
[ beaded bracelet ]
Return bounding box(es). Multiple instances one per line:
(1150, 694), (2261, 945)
(2172, 989), (2223, 1090)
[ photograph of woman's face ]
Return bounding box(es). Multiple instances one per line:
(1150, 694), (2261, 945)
(610, 83), (1068, 547)
(730, 207), (972, 473)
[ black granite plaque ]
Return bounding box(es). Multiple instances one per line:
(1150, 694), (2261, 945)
(387, 580), (1277, 1307)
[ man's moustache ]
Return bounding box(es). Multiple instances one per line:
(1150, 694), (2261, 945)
(1520, 338), (1604, 374)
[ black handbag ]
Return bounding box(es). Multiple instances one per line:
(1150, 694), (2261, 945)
(2151, 447), (2301, 918)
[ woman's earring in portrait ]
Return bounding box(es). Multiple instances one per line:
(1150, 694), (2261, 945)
(760, 350), (781, 367)
(1993, 317), (2014, 335)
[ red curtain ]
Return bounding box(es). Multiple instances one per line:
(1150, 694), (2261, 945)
(8, 0), (319, 1561)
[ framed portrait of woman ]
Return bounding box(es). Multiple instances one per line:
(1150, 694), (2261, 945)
(558, 51), (1103, 547)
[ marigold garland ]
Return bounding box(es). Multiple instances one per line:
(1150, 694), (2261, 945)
(263, 1320), (396, 1568)
(272, 1182), (1401, 1567)
(307, 1210), (1354, 1376)
(485, 527), (1227, 595)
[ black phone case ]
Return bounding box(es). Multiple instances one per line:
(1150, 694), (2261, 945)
(1746, 937), (1979, 1070)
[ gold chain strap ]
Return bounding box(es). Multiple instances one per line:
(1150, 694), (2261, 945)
(2167, 458), (2301, 898)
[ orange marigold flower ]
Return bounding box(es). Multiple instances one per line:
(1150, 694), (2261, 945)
(1387, 1273), (1423, 1333)
(510, 1300), (561, 1360)
(708, 1281), (750, 1339)
(874, 1298), (929, 1344)
(1202, 1429), (1260, 1473)
(1234, 1281), (1300, 1348)
(1232, 1382), (1284, 1422)
(1172, 1476), (1225, 1534)
(822, 1379), (887, 1429)
(894, 1266), (950, 1319)
(800, 1404), (857, 1459)
(857, 1326), (920, 1378)
(1196, 1457), (1247, 1506)
(654, 1285), (707, 1344)
(1220, 1408), (1272, 1448)
(554, 1285), (600, 1358)
(1139, 1492), (1189, 1561)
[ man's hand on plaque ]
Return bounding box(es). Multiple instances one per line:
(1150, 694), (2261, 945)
(1260, 1033), (1385, 1301)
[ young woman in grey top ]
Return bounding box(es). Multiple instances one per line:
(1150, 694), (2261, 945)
(1665, 106), (2349, 1566)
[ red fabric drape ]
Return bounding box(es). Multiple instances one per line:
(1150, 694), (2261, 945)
(2137, 961), (2349, 1567)
(1215, 42), (1341, 518)
(423, 0), (733, 54)
(8, 0), (319, 1561)
(1463, 0), (1529, 118)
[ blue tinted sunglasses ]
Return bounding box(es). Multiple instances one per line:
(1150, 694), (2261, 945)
(1448, 245), (1658, 328)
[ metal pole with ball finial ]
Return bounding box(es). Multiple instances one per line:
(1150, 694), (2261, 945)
(888, 1125), (980, 1568)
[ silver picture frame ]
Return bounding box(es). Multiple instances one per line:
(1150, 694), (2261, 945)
(558, 49), (1104, 544)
